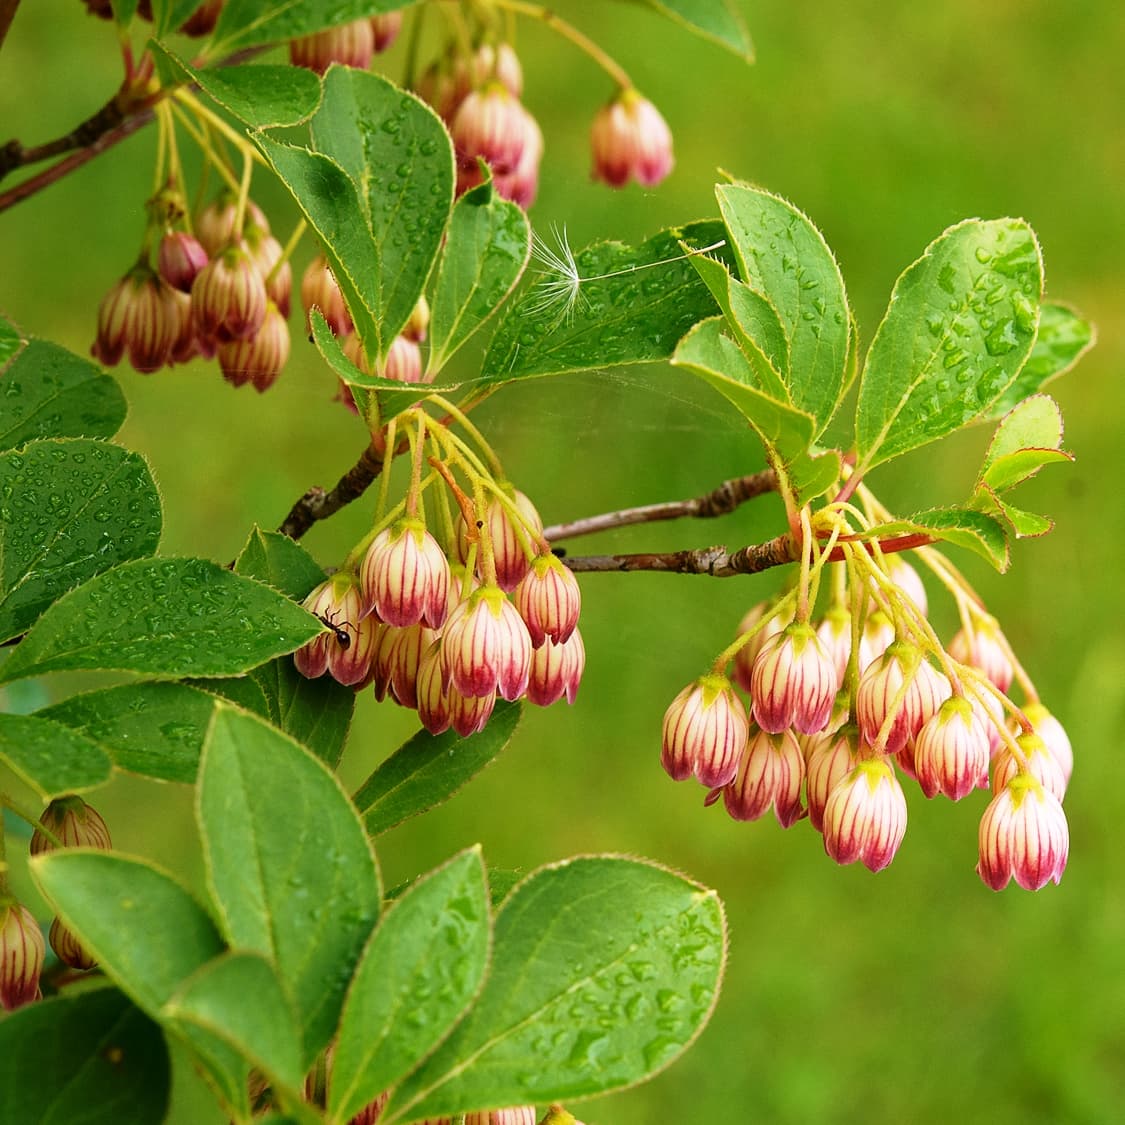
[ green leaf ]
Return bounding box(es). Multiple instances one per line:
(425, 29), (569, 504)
(716, 184), (852, 432)
(166, 952), (305, 1095)
(234, 526), (326, 600)
(353, 701), (520, 836)
(671, 318), (839, 503)
(383, 857), (726, 1123)
(0, 557), (322, 684)
(0, 315), (22, 368)
(211, 0), (409, 54)
(982, 301), (1094, 421)
(856, 218), (1043, 471)
(38, 682), (219, 783)
(0, 337), (126, 452)
(32, 851), (226, 1015)
(260, 68), (454, 361)
(151, 0), (206, 37)
(0, 439), (162, 643)
(197, 706), (381, 1065)
(0, 987), (170, 1125)
(984, 497), (1053, 538)
(330, 849), (490, 1124)
(482, 221), (730, 381)
(110, 0), (139, 26)
(633, 0), (754, 59)
(427, 179), (531, 374)
(0, 712), (113, 799)
(873, 508), (1011, 571)
(151, 47), (322, 129)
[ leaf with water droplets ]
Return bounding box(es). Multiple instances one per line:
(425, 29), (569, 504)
(0, 439), (162, 643)
(982, 301), (1094, 421)
(260, 68), (454, 362)
(234, 526), (326, 601)
(197, 706), (381, 1067)
(0, 988), (170, 1125)
(210, 0), (409, 53)
(353, 701), (520, 836)
(0, 712), (112, 798)
(427, 178), (531, 374)
(482, 222), (731, 381)
(381, 856), (726, 1123)
(635, 0), (754, 59)
(0, 332), (126, 452)
(868, 508), (1010, 571)
(856, 218), (1044, 471)
(331, 848), (490, 1124)
(0, 557), (322, 684)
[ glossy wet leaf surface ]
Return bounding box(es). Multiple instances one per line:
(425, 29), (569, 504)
(0, 711), (113, 798)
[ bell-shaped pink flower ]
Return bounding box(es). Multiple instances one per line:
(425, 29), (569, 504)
(48, 915), (96, 972)
(302, 254), (353, 336)
(992, 732), (1067, 801)
(417, 638), (452, 735)
(195, 193), (269, 257)
(590, 89), (673, 188)
(370, 12), (402, 53)
(442, 587), (532, 700)
(91, 268), (180, 373)
(289, 18), (375, 74)
(815, 603), (852, 692)
(458, 490), (543, 593)
(294, 579), (371, 686)
(804, 728), (859, 833)
(385, 624), (439, 710)
(513, 553), (580, 647)
(1021, 701), (1073, 785)
(191, 244), (268, 344)
(822, 757), (908, 872)
(855, 642), (947, 754)
(977, 775), (1068, 891)
(723, 726), (805, 827)
(527, 627), (585, 707)
(464, 1108), (538, 1125)
(750, 622), (836, 735)
(0, 902), (44, 1010)
(344, 333), (424, 384)
(244, 226), (292, 318)
(452, 83), (529, 177)
(731, 602), (789, 693)
(403, 294), (430, 343)
(949, 615), (1014, 694)
(661, 673), (747, 788)
(217, 299), (290, 391)
(361, 519), (451, 629)
(158, 231), (209, 292)
(913, 696), (990, 800)
(30, 795), (112, 855)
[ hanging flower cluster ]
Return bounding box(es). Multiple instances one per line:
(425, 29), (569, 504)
(293, 407), (584, 736)
(662, 491), (1071, 892)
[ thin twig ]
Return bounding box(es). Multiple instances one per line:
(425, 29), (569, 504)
(542, 469), (778, 542)
(561, 535), (797, 576)
(278, 442), (387, 540)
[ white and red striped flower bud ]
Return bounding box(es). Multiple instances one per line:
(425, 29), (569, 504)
(590, 89), (674, 189)
(368, 622), (400, 702)
(493, 105), (543, 209)
(180, 0), (223, 37)
(661, 673), (747, 789)
(191, 244), (268, 344)
(992, 731), (1067, 801)
(731, 603), (788, 693)
(158, 231), (209, 292)
(195, 194), (269, 257)
(750, 622), (836, 735)
(913, 696), (990, 800)
(513, 553), (580, 647)
(30, 795), (112, 855)
(857, 609), (895, 672)
(289, 18), (375, 74)
(855, 643), (947, 754)
(886, 555), (928, 617)
(949, 615), (1014, 694)
(294, 579), (372, 685)
(458, 490), (542, 593)
(723, 726), (805, 827)
(804, 728), (859, 833)
(0, 901), (43, 1011)
(822, 758), (908, 873)
(217, 299), (290, 391)
(447, 684), (497, 737)
(465, 1110), (538, 1125)
(49, 916), (97, 972)
(815, 603), (852, 691)
(387, 624), (439, 709)
(370, 12), (402, 53)
(1021, 702), (1072, 785)
(442, 587), (531, 701)
(527, 627), (585, 707)
(977, 775), (1068, 891)
(452, 83), (528, 178)
(361, 519), (451, 630)
(416, 639), (453, 734)
(244, 227), (292, 317)
(167, 289), (204, 365)
(302, 254), (354, 336)
(91, 268), (179, 373)
(343, 333), (425, 384)
(971, 688), (1008, 757)
(403, 294), (430, 343)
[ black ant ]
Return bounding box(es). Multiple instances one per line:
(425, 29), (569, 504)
(316, 611), (354, 649)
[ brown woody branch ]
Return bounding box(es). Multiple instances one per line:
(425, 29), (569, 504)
(560, 534), (797, 576)
(279, 442), (387, 540)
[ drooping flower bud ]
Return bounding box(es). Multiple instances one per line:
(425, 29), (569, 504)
(949, 614), (1014, 694)
(977, 775), (1068, 891)
(513, 553), (580, 647)
(217, 299), (290, 391)
(913, 695), (990, 800)
(661, 673), (747, 789)
(492, 105), (543, 209)
(289, 18), (375, 74)
(971, 688), (1008, 757)
(49, 916), (97, 972)
(458, 490), (543, 593)
(158, 231), (209, 292)
(416, 638), (452, 735)
(294, 577), (371, 684)
(91, 267), (179, 373)
(822, 758), (908, 873)
(991, 731), (1067, 801)
(1021, 701), (1073, 785)
(815, 603), (852, 692)
(343, 333), (424, 384)
(804, 727), (859, 833)
(369, 12), (402, 52)
(857, 609), (895, 672)
(30, 795), (112, 855)
(402, 294), (430, 343)
(360, 518), (451, 630)
(855, 642), (947, 754)
(452, 83), (529, 178)
(302, 254), (354, 336)
(731, 602), (789, 693)
(447, 683), (498, 738)
(385, 624), (439, 710)
(244, 227), (292, 317)
(750, 622), (836, 735)
(195, 193), (269, 257)
(442, 587), (532, 700)
(464, 1110), (538, 1125)
(191, 244), (268, 344)
(0, 901), (44, 1010)
(527, 627), (585, 707)
(886, 555), (928, 617)
(590, 88), (673, 188)
(723, 725), (805, 827)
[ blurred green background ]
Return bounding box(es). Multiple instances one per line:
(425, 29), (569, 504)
(2, 2), (1123, 1122)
